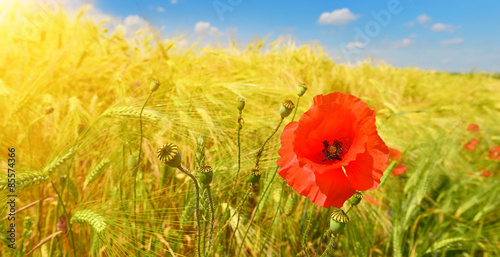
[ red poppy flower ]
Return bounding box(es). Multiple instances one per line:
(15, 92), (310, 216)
(481, 171), (491, 178)
(467, 123), (480, 133)
(488, 146), (500, 160)
(463, 139), (479, 151)
(363, 193), (380, 207)
(277, 92), (389, 208)
(386, 147), (408, 176)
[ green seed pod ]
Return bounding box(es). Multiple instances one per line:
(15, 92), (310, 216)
(128, 154), (138, 176)
(150, 80), (160, 92)
(279, 99), (295, 118)
(330, 210), (349, 235)
(348, 191), (363, 206)
(284, 195), (297, 216)
(198, 165), (213, 186)
(237, 98), (246, 111)
(297, 84), (308, 97)
(247, 166), (262, 184)
(157, 143), (182, 168)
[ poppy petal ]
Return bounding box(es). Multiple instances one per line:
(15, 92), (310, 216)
(345, 148), (376, 190)
(277, 122), (299, 167)
(392, 166), (408, 176)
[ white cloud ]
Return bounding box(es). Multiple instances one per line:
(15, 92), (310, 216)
(404, 21), (415, 27)
(157, 6), (165, 12)
(194, 21), (224, 36)
(417, 14), (431, 24)
(318, 8), (358, 26)
(440, 38), (464, 46)
(346, 42), (365, 49)
(393, 38), (414, 48)
(171, 0), (178, 3)
(431, 23), (456, 32)
(409, 34), (417, 38)
(123, 15), (149, 38)
(227, 27), (238, 34)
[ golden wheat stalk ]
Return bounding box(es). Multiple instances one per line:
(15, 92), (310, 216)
(101, 106), (162, 122)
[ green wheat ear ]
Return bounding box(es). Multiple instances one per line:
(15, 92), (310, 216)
(71, 209), (107, 255)
(43, 147), (77, 175)
(0, 171), (49, 191)
(84, 158), (111, 188)
(71, 209), (107, 236)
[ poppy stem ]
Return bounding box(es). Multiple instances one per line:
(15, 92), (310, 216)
(296, 229), (330, 256)
(236, 166), (279, 256)
(226, 110), (244, 216)
(177, 164), (203, 257)
(205, 185), (215, 256)
(290, 96), (301, 122)
(301, 205), (315, 257)
(255, 117), (284, 167)
(320, 234), (337, 257)
(134, 90), (153, 257)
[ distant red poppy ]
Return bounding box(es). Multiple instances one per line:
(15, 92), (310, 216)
(488, 146), (500, 160)
(467, 123), (480, 133)
(481, 171), (491, 178)
(463, 139), (479, 151)
(386, 147), (408, 176)
(277, 92), (389, 208)
(363, 193), (380, 206)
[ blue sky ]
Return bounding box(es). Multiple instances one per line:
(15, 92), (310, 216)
(76, 0), (499, 72)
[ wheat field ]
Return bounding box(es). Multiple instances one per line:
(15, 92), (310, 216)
(0, 2), (499, 256)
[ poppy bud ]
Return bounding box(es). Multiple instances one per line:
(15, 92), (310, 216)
(347, 191), (362, 206)
(237, 98), (245, 111)
(330, 210), (349, 235)
(157, 143), (182, 168)
(45, 106), (54, 115)
(150, 80), (160, 92)
(297, 84), (307, 97)
(284, 195), (297, 216)
(198, 165), (213, 186)
(248, 166), (262, 184)
(280, 100), (295, 118)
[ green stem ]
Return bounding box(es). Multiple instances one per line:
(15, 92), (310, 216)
(301, 205), (314, 257)
(209, 184), (252, 255)
(137, 91), (153, 167)
(50, 181), (77, 257)
(205, 186), (215, 256)
(236, 166), (279, 256)
(296, 230), (330, 257)
(226, 111), (243, 214)
(134, 91), (153, 256)
(259, 181), (286, 256)
(255, 118), (284, 167)
(228, 184), (253, 254)
(320, 235), (336, 257)
(291, 96), (301, 122)
(178, 165), (203, 257)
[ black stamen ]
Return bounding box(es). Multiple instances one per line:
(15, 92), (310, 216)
(322, 140), (345, 162)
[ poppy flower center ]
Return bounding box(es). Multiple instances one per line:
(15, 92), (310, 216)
(322, 139), (346, 162)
